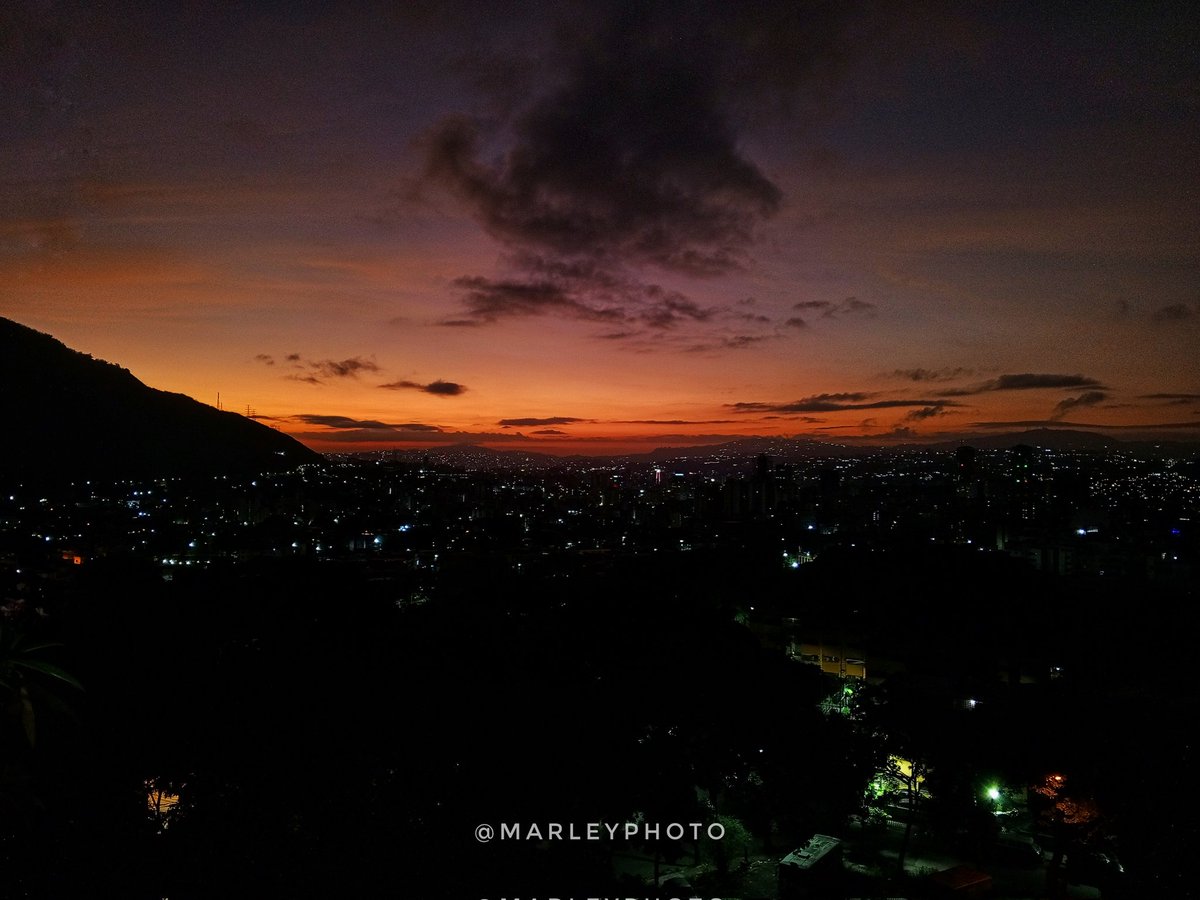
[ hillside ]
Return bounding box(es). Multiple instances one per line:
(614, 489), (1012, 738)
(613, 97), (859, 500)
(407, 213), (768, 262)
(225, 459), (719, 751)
(0, 317), (321, 482)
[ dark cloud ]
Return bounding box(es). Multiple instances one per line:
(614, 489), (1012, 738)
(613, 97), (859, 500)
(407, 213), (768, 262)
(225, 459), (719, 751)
(1051, 391), (1108, 420)
(784, 317), (808, 329)
(612, 419), (739, 425)
(498, 416), (590, 427)
(423, 3), (864, 335)
(423, 379), (467, 396)
(1140, 393), (1200, 402)
(295, 415), (399, 430)
(637, 291), (716, 329)
(792, 297), (876, 319)
(448, 275), (623, 324)
(969, 420), (1075, 429)
(295, 429), (532, 444)
(686, 334), (771, 352)
(970, 420), (1200, 430)
(271, 354), (382, 385)
(1152, 303), (1196, 322)
(423, 11), (782, 276)
(310, 357), (380, 378)
(780, 392), (871, 403)
(939, 373), (1105, 397)
(555, 432), (768, 446)
(444, 266), (716, 331)
(379, 379), (468, 396)
(532, 429), (568, 435)
(904, 405), (948, 421)
(993, 374), (1103, 390)
(892, 367), (973, 382)
(731, 394), (961, 413)
(732, 311), (772, 324)
(292, 415), (443, 432)
(724, 334), (768, 348)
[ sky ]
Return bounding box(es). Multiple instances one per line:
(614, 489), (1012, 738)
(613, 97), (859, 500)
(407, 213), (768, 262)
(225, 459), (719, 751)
(3, 0), (1198, 455)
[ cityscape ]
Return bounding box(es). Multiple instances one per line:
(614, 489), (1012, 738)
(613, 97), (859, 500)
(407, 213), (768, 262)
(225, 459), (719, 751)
(2, 411), (1197, 897)
(6, 439), (1198, 589)
(3, 1), (1198, 897)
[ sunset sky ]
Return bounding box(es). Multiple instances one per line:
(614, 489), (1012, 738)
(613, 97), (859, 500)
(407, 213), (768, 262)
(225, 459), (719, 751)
(4, 1), (1198, 454)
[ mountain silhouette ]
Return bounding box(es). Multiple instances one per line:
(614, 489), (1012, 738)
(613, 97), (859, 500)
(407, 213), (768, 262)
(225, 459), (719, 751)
(0, 317), (320, 482)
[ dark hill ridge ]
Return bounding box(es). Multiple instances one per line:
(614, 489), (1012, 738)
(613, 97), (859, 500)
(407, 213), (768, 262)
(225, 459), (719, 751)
(375, 427), (1197, 472)
(0, 317), (320, 481)
(922, 428), (1119, 453)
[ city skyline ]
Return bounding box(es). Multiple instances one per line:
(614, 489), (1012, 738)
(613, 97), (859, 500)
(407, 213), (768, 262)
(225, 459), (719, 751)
(4, 1), (1198, 455)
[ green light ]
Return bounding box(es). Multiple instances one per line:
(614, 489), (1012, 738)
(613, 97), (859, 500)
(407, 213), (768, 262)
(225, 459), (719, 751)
(986, 786), (1000, 801)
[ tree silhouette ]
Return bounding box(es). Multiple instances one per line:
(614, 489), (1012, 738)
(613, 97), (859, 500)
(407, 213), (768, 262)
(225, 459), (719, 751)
(0, 624), (83, 747)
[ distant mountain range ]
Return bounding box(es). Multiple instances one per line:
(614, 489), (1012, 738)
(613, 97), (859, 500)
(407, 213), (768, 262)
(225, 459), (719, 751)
(0, 317), (320, 482)
(373, 428), (1197, 472)
(646, 430), (1197, 461)
(921, 428), (1119, 452)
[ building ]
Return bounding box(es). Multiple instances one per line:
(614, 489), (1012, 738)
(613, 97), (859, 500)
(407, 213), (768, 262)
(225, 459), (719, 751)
(790, 640), (867, 679)
(778, 833), (843, 898)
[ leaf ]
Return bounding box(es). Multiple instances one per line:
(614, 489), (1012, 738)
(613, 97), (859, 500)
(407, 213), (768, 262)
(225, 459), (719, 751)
(20, 686), (36, 747)
(14, 659), (84, 691)
(17, 641), (65, 654)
